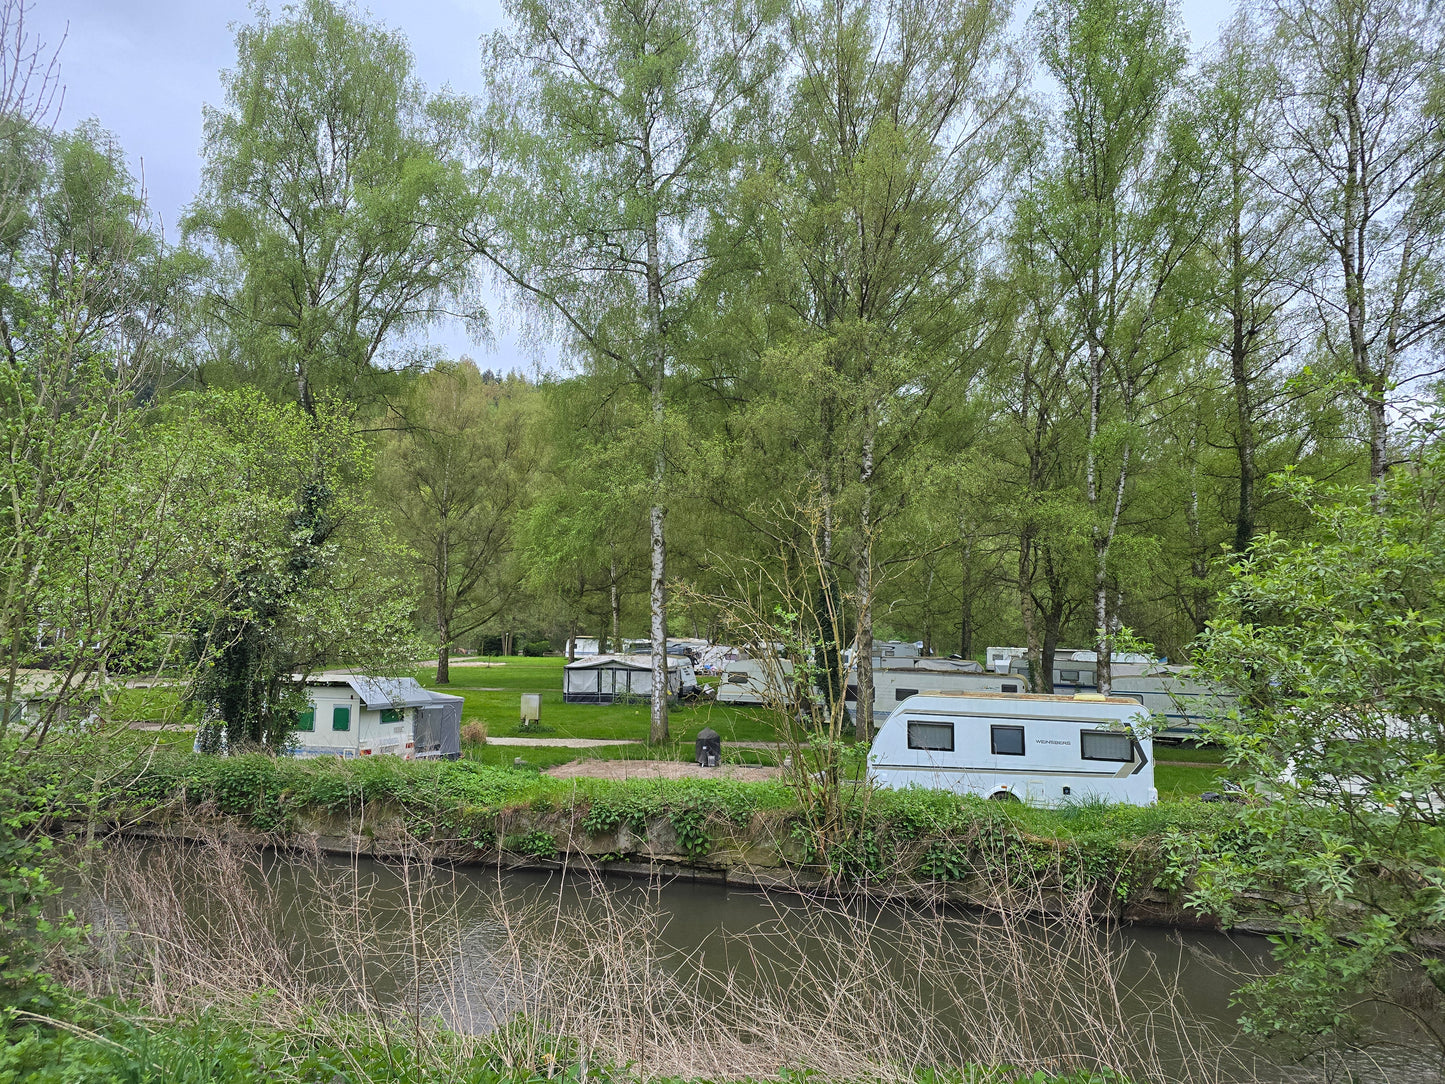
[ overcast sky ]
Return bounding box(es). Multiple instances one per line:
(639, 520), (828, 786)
(23, 0), (1239, 374)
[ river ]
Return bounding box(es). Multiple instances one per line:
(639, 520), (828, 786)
(58, 841), (1444, 1084)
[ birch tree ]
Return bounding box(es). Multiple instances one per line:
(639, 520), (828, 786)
(742, 0), (1021, 738)
(1266, 0), (1445, 497)
(476, 0), (778, 743)
(1032, 0), (1206, 693)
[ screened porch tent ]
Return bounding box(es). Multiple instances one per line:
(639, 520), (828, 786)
(563, 655), (684, 704)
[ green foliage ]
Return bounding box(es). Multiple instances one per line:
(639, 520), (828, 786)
(181, 390), (421, 750)
(185, 0), (479, 410)
(1192, 458), (1445, 1055)
(503, 830), (559, 859)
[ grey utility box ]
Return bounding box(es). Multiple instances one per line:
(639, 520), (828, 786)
(695, 727), (722, 767)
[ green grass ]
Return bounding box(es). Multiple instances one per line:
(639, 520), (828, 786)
(415, 656), (787, 744)
(1155, 761), (1227, 799)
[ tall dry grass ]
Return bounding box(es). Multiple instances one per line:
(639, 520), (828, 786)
(53, 835), (1264, 1083)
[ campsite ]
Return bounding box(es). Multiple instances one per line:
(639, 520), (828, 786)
(4, 0), (1445, 1080)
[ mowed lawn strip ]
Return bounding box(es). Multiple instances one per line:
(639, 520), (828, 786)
(413, 657), (787, 743)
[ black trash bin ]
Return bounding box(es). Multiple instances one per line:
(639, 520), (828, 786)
(694, 727), (721, 768)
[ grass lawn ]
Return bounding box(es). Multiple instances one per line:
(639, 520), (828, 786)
(413, 656), (788, 744)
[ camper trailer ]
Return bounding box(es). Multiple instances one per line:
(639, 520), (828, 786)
(868, 691), (1157, 807)
(985, 648), (1236, 739)
(844, 659), (1027, 723)
(714, 657), (798, 707)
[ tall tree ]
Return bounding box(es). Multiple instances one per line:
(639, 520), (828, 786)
(378, 362), (539, 684)
(722, 0), (1021, 737)
(189, 391), (417, 750)
(185, 0), (479, 413)
(1267, 0), (1445, 496)
(1032, 0), (1206, 693)
(477, 0), (778, 742)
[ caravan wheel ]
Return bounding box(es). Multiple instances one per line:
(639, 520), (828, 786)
(987, 787), (1021, 802)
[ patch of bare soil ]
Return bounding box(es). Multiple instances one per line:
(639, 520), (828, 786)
(545, 758), (781, 782)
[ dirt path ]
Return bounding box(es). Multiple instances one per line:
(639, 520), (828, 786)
(545, 758), (781, 782)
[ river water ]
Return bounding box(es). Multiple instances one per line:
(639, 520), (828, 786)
(59, 842), (1444, 1084)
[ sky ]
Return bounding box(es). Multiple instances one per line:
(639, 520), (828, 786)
(23, 0), (1239, 374)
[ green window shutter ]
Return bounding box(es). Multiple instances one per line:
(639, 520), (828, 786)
(295, 706), (315, 732)
(380, 708), (402, 724)
(332, 706), (351, 732)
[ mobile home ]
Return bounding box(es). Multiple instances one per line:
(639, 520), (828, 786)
(287, 674), (462, 759)
(563, 654), (687, 704)
(868, 691), (1156, 806)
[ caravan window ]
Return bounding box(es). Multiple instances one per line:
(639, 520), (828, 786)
(907, 721), (954, 751)
(1059, 669), (1080, 682)
(991, 725), (1025, 756)
(1081, 730), (1133, 762)
(294, 706), (315, 732)
(726, 672), (748, 684)
(894, 688), (919, 702)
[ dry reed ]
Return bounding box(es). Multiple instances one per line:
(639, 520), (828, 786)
(53, 834), (1266, 1084)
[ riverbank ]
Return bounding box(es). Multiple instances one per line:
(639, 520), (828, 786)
(38, 745), (1283, 933)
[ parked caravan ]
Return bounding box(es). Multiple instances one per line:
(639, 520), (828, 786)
(868, 691), (1156, 806)
(195, 673), (463, 760)
(1048, 661), (1237, 740)
(844, 660), (1028, 723)
(563, 654), (686, 704)
(714, 657), (798, 706)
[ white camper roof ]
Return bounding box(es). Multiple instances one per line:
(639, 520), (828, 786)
(309, 673), (462, 711)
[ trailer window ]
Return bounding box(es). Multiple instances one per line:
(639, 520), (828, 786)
(332, 706), (351, 732)
(726, 672), (748, 684)
(294, 706), (315, 732)
(1081, 730), (1133, 762)
(991, 725), (1025, 756)
(907, 721), (954, 751)
(381, 708), (403, 724)
(845, 684), (859, 702)
(1001, 683), (1019, 693)
(895, 688), (919, 702)
(1059, 669), (1080, 682)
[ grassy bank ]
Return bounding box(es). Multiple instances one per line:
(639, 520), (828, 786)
(0, 1002), (1144, 1084)
(39, 740), (1247, 919)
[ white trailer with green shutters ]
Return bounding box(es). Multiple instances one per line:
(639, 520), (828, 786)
(867, 691), (1156, 807)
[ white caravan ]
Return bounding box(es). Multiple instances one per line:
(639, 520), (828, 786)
(868, 691), (1157, 807)
(714, 657), (798, 707)
(845, 660), (1028, 723)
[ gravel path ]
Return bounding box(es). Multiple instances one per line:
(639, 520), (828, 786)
(545, 758), (781, 782)
(486, 737), (641, 748)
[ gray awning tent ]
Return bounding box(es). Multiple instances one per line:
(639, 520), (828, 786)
(563, 655), (683, 704)
(413, 688), (464, 759)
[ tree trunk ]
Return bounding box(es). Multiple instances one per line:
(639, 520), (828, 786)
(1230, 181), (1257, 555)
(854, 427), (876, 742)
(642, 144), (669, 745)
(1019, 532), (1044, 693)
(609, 553), (620, 655)
(435, 534), (450, 684)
